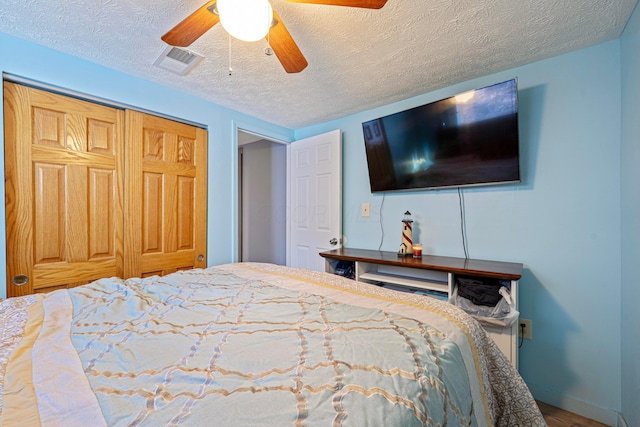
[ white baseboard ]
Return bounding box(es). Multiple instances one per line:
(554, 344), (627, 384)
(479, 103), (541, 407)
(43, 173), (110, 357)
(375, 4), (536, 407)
(529, 384), (620, 426)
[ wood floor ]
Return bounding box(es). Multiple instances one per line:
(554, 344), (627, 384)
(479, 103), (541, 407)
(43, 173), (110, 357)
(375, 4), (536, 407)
(538, 401), (609, 427)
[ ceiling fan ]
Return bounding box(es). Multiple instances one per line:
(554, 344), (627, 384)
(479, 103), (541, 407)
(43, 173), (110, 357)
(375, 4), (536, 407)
(161, 0), (388, 74)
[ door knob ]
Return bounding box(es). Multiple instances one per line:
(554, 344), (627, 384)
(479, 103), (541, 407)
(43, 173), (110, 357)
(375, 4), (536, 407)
(197, 254), (205, 262)
(329, 238), (338, 245)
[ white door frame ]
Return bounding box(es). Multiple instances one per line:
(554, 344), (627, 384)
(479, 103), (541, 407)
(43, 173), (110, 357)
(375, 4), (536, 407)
(231, 121), (292, 263)
(232, 123), (342, 269)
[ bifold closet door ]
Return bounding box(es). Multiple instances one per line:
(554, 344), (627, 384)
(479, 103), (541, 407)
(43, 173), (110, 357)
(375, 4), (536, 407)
(124, 110), (208, 278)
(4, 82), (125, 297)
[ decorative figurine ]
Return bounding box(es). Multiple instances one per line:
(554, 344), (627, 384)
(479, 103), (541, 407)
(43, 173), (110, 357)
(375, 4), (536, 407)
(398, 211), (414, 256)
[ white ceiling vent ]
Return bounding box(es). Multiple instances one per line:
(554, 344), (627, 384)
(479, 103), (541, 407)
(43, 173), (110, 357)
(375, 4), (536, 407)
(153, 46), (204, 76)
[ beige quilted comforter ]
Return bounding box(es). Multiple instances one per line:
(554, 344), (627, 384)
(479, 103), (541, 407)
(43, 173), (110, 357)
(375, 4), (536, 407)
(0, 263), (545, 426)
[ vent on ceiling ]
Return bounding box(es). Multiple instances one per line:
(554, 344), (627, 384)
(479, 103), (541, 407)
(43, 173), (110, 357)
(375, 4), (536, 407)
(153, 46), (204, 76)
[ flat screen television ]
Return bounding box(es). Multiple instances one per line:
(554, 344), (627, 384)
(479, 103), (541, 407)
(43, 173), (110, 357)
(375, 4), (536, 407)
(362, 78), (520, 192)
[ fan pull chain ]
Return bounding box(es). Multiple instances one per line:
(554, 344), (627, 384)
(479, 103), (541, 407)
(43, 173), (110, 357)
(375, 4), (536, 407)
(228, 34), (233, 76)
(265, 29), (273, 56)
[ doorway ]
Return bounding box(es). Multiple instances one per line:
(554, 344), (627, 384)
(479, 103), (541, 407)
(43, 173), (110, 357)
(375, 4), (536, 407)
(238, 130), (287, 265)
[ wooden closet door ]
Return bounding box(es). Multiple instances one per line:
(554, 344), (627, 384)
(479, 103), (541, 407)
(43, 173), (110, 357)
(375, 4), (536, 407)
(4, 83), (124, 297)
(124, 110), (207, 278)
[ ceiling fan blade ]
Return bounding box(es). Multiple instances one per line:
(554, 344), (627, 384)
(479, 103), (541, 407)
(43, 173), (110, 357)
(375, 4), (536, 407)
(286, 0), (387, 9)
(268, 11), (308, 73)
(161, 1), (220, 47)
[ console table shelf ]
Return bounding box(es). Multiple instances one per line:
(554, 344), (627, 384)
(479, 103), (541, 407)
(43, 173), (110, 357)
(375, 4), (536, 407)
(320, 248), (523, 369)
(359, 271), (449, 292)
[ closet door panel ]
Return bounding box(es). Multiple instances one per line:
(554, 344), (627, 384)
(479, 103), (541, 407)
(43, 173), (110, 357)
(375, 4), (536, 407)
(33, 162), (66, 264)
(66, 164), (90, 264)
(143, 172), (164, 253)
(4, 82), (124, 296)
(89, 167), (116, 259)
(163, 171), (179, 255)
(33, 107), (65, 148)
(177, 176), (195, 250)
(88, 118), (116, 154)
(124, 110), (207, 278)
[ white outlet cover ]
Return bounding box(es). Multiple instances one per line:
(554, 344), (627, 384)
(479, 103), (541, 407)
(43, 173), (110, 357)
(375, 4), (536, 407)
(361, 203), (370, 217)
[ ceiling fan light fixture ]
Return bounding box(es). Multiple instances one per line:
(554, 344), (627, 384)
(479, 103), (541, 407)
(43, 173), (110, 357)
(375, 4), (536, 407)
(217, 0), (273, 42)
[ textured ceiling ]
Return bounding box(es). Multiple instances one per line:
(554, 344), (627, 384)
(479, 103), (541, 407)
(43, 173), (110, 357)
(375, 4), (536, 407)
(0, 0), (637, 129)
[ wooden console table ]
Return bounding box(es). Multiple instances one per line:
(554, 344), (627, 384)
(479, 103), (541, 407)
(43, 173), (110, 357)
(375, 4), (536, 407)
(320, 248), (523, 369)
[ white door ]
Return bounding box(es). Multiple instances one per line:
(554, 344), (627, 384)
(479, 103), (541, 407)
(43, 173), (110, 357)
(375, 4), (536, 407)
(288, 129), (342, 271)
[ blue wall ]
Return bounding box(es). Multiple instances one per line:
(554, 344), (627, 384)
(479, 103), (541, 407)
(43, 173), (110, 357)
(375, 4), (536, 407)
(621, 3), (640, 427)
(296, 42), (625, 423)
(2, 21), (637, 424)
(0, 32), (294, 301)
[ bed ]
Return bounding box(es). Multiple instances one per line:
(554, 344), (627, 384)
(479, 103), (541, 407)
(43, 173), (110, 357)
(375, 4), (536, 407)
(0, 263), (545, 426)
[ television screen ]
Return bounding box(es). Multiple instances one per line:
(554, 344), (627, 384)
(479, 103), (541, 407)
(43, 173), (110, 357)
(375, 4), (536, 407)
(362, 79), (520, 192)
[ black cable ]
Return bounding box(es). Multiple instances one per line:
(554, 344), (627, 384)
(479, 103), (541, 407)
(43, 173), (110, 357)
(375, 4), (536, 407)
(518, 323), (525, 348)
(458, 187), (469, 259)
(377, 193), (386, 251)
